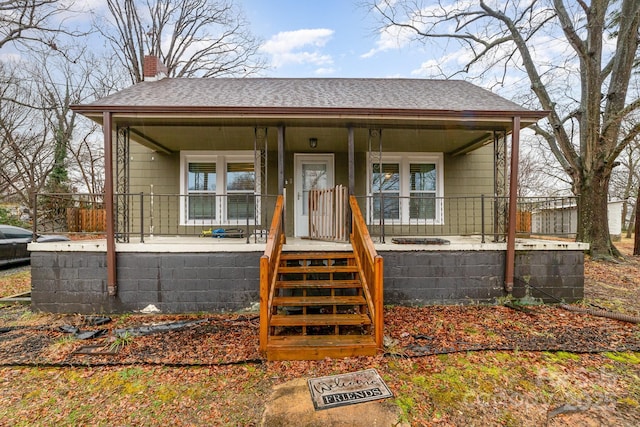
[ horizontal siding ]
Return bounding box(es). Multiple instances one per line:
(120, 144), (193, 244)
(444, 145), (494, 197)
(129, 143), (180, 194)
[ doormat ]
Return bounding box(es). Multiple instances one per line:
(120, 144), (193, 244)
(307, 368), (393, 410)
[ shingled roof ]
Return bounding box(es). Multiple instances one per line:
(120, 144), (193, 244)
(75, 78), (540, 116)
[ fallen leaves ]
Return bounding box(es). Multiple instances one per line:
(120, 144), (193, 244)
(0, 267), (30, 298)
(0, 238), (639, 425)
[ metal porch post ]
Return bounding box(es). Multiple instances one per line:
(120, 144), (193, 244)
(348, 126), (354, 195)
(278, 125), (284, 195)
(277, 125), (285, 239)
(103, 111), (117, 296)
(347, 126), (355, 237)
(505, 116), (521, 293)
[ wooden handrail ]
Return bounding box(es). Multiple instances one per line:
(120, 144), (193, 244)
(349, 196), (384, 349)
(259, 195), (285, 354)
(352, 249), (377, 327)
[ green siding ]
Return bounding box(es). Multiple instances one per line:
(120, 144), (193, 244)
(444, 145), (494, 197)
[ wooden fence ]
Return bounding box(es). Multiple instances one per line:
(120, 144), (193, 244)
(66, 208), (107, 232)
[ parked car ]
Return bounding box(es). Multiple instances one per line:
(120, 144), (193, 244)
(0, 225), (70, 268)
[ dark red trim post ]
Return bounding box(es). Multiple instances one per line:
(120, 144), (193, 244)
(277, 125), (284, 195)
(103, 111), (117, 296)
(348, 126), (355, 195)
(504, 116), (521, 293)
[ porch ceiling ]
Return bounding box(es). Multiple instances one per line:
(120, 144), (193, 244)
(92, 114), (525, 155)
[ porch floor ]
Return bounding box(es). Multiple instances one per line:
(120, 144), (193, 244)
(29, 235), (589, 253)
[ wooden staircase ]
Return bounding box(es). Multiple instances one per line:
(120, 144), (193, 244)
(260, 195), (383, 361)
(266, 251), (377, 360)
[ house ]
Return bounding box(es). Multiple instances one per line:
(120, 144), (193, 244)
(29, 56), (587, 359)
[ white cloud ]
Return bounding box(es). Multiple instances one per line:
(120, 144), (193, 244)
(54, 0), (106, 25)
(315, 67), (336, 76)
(410, 48), (471, 78)
(362, 0), (476, 59)
(0, 52), (24, 63)
(261, 29), (334, 68)
(361, 25), (413, 59)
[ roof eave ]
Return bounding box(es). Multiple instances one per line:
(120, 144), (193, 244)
(71, 104), (548, 121)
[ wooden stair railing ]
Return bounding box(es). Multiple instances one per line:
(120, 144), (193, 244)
(259, 195), (383, 360)
(349, 195), (384, 349)
(259, 195), (285, 354)
(264, 251), (377, 360)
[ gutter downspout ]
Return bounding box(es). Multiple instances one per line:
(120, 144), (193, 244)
(103, 111), (117, 296)
(504, 116), (520, 293)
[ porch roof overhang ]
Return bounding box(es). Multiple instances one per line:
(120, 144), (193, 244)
(71, 78), (548, 155)
(72, 106), (546, 156)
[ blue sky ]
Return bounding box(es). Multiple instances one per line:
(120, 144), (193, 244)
(240, 0), (433, 78)
(0, 0), (454, 80)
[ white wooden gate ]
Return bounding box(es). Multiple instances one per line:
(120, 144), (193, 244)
(308, 185), (349, 241)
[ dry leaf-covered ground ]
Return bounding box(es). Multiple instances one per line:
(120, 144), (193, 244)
(0, 238), (639, 426)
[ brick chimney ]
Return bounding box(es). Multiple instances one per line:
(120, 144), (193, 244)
(143, 55), (168, 81)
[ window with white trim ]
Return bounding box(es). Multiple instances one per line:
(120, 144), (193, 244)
(372, 163), (400, 220)
(188, 162), (217, 220)
(180, 152), (258, 225)
(226, 162), (255, 220)
(368, 153), (443, 224)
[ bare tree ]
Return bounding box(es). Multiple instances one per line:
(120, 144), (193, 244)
(98, 0), (266, 84)
(610, 137), (639, 236)
(369, 0), (640, 258)
(635, 184), (640, 255)
(0, 47), (117, 205)
(0, 62), (57, 205)
(517, 137), (572, 198)
(0, 0), (83, 51)
(67, 121), (105, 195)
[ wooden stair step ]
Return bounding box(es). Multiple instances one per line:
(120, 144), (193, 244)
(275, 279), (362, 289)
(270, 313), (371, 327)
(278, 265), (358, 274)
(266, 335), (378, 360)
(272, 295), (366, 307)
(280, 252), (355, 260)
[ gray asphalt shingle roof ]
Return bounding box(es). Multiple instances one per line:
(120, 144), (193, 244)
(82, 78), (535, 113)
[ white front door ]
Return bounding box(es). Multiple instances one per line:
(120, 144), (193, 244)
(294, 153), (334, 237)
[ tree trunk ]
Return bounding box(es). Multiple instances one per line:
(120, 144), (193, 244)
(627, 198), (636, 239)
(634, 184), (640, 256)
(577, 171), (616, 258)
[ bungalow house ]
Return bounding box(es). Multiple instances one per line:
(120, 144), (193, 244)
(29, 57), (587, 359)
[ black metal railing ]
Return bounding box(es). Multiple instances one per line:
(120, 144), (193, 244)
(517, 196), (579, 239)
(34, 192), (279, 243)
(354, 194), (578, 243)
(33, 192), (578, 243)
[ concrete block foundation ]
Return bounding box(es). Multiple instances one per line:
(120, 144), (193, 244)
(30, 248), (584, 314)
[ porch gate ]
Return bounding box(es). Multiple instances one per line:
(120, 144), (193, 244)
(308, 185), (349, 241)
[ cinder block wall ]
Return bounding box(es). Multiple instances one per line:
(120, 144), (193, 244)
(31, 250), (584, 314)
(31, 252), (262, 313)
(512, 250), (584, 302)
(381, 250), (584, 305)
